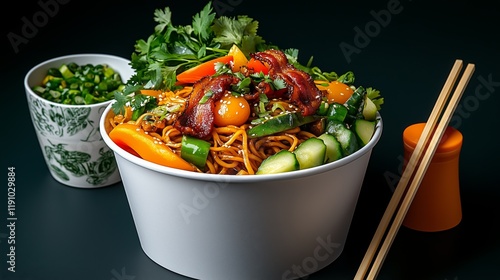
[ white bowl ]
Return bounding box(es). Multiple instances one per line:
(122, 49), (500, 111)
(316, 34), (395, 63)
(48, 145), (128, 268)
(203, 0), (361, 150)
(100, 103), (382, 279)
(25, 54), (134, 188)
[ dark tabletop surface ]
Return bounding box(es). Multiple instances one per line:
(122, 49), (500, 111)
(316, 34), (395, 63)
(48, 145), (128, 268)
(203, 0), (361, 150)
(1, 0), (499, 279)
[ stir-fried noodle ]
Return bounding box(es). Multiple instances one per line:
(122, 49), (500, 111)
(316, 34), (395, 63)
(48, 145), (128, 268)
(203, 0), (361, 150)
(108, 87), (315, 175)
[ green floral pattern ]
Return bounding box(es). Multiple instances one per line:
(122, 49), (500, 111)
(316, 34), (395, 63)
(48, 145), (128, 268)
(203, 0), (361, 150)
(28, 95), (100, 141)
(44, 141), (117, 185)
(28, 95), (118, 186)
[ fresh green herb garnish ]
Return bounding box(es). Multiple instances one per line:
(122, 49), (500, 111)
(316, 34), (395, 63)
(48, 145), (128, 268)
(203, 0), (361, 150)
(337, 71), (355, 85)
(366, 87), (384, 110)
(151, 104), (183, 120)
(199, 90), (214, 104)
(113, 1), (273, 117)
(111, 91), (157, 121)
(128, 1), (268, 92)
(111, 1), (384, 122)
(212, 15), (266, 55)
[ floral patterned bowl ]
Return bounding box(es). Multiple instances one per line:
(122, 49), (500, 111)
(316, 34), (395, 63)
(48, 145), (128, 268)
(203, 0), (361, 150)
(24, 54), (134, 188)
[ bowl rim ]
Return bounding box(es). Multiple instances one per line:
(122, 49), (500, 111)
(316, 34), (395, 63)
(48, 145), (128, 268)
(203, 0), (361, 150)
(100, 101), (383, 183)
(24, 53), (132, 109)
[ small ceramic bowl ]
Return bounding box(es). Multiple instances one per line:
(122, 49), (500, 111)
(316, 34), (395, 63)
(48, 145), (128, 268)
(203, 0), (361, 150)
(25, 54), (134, 188)
(100, 103), (383, 279)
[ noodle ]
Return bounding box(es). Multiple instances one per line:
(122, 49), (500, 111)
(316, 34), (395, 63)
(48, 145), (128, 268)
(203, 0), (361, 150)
(109, 87), (316, 175)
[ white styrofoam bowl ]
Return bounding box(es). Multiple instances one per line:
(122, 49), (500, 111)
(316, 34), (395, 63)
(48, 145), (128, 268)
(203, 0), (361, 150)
(25, 54), (134, 188)
(100, 103), (382, 279)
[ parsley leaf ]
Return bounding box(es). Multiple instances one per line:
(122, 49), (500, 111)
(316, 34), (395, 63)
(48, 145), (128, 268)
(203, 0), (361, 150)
(154, 7), (172, 34)
(272, 78), (287, 90)
(192, 3), (215, 42)
(112, 91), (129, 115)
(115, 1), (271, 118)
(126, 0), (267, 95)
(366, 87), (384, 110)
(212, 15), (265, 56)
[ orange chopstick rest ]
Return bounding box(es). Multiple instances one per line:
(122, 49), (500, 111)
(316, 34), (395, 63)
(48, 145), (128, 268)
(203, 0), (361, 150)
(402, 123), (463, 232)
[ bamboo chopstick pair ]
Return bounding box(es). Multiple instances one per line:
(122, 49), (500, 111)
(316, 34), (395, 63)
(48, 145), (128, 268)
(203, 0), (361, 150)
(354, 59), (475, 280)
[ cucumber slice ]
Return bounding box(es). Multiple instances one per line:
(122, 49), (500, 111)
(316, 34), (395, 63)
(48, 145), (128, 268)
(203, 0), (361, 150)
(362, 96), (378, 121)
(318, 133), (343, 163)
(325, 120), (359, 156)
(256, 150), (299, 175)
(247, 112), (320, 138)
(345, 86), (365, 115)
(326, 102), (348, 122)
(354, 119), (376, 146)
(293, 137), (326, 169)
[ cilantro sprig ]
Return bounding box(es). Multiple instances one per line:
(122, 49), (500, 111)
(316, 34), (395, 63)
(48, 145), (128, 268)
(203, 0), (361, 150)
(366, 87), (384, 110)
(113, 1), (273, 118)
(111, 91), (157, 121)
(127, 1), (268, 92)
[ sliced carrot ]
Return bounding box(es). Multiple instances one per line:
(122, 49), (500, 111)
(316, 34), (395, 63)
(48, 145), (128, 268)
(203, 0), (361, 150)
(109, 123), (196, 171)
(176, 56), (234, 84)
(246, 58), (269, 75)
(140, 89), (163, 99)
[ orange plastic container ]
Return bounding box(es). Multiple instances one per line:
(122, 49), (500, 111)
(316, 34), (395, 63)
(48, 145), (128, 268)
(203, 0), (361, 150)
(402, 123), (463, 232)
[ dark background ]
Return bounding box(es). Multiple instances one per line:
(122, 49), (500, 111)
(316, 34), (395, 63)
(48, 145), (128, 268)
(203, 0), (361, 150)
(1, 0), (499, 279)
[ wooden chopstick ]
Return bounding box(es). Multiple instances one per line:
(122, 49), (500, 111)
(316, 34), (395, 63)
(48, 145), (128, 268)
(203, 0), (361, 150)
(353, 59), (464, 279)
(354, 60), (475, 280)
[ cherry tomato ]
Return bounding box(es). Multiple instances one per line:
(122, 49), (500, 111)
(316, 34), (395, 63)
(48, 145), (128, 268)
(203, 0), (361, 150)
(315, 80), (354, 104)
(214, 93), (251, 127)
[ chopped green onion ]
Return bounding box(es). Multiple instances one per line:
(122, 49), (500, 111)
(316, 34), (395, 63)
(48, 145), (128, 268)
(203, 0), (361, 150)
(33, 62), (125, 105)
